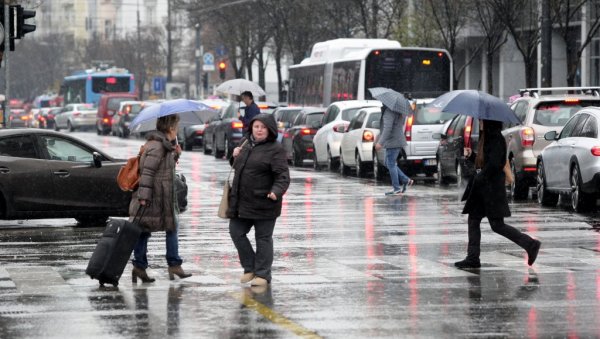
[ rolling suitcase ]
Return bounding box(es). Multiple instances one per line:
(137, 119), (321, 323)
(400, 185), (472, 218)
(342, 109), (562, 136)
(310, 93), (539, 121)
(86, 209), (143, 286)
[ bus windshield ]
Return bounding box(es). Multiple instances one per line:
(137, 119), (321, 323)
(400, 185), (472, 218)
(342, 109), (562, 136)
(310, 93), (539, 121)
(365, 50), (451, 99)
(92, 76), (131, 93)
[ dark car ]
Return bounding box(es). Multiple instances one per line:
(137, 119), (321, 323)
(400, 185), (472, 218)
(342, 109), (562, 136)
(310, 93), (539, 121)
(203, 102), (243, 158)
(273, 107), (303, 143)
(96, 93), (138, 135)
(0, 129), (131, 226)
(42, 107), (61, 130)
(435, 114), (479, 186)
(180, 110), (220, 151)
(8, 109), (30, 128)
(281, 108), (325, 166)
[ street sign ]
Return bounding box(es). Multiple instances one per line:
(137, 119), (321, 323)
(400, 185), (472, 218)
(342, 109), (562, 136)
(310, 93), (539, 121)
(203, 52), (215, 71)
(152, 76), (166, 93)
(216, 45), (226, 57)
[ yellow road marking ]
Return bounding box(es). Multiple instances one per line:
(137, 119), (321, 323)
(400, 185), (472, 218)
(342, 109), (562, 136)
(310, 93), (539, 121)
(230, 291), (323, 339)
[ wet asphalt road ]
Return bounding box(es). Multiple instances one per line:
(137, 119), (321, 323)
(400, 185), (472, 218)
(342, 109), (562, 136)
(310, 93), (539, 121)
(1, 131), (600, 338)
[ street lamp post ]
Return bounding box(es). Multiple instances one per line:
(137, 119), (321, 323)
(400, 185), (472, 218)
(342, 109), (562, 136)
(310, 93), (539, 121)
(195, 23), (202, 99)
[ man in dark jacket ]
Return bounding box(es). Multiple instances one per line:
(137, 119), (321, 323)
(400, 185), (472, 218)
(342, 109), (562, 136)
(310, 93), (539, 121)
(228, 113), (290, 287)
(239, 91), (261, 131)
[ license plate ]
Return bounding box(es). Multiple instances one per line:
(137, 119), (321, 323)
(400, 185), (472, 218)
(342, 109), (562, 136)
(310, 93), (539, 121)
(424, 159), (437, 166)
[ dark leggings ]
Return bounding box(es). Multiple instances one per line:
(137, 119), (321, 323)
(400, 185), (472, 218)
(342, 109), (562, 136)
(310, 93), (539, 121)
(466, 215), (535, 261)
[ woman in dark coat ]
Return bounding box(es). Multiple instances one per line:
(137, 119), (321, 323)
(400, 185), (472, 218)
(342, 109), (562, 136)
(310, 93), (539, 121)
(455, 119), (541, 269)
(228, 113), (290, 287)
(129, 114), (192, 282)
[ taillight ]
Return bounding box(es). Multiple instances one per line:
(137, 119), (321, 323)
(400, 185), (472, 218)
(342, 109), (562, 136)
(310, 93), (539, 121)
(464, 117), (473, 148)
(232, 121), (244, 129)
(301, 128), (315, 135)
(196, 130), (204, 135)
(362, 130), (374, 142)
(73, 111), (81, 117)
(48, 114), (54, 119)
(404, 115), (414, 141)
(520, 127), (535, 147)
(21, 115), (29, 121)
(591, 146), (600, 156)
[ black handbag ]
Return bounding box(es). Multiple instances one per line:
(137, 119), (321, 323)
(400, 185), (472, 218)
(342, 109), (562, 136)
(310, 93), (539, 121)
(175, 173), (188, 213)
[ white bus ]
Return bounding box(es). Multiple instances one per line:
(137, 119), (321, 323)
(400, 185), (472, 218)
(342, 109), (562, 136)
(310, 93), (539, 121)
(287, 39), (453, 107)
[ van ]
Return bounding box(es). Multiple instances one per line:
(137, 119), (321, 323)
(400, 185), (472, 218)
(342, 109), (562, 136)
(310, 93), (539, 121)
(96, 93), (138, 135)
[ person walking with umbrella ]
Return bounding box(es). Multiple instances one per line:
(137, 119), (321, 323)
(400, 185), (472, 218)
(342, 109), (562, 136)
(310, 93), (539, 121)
(239, 91), (261, 132)
(369, 88), (414, 196)
(456, 119), (541, 268)
(428, 90), (541, 268)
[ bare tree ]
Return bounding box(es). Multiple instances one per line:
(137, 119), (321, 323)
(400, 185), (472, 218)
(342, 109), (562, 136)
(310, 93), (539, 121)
(551, 0), (600, 86)
(475, 0), (508, 94)
(351, 0), (407, 38)
(491, 0), (541, 87)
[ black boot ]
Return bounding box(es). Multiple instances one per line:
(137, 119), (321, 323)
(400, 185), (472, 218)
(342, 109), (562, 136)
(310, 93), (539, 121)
(454, 258), (481, 269)
(455, 216), (482, 269)
(527, 240), (541, 266)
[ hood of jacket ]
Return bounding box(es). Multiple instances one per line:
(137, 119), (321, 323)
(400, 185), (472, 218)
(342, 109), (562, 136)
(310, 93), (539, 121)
(145, 130), (176, 151)
(248, 113), (278, 142)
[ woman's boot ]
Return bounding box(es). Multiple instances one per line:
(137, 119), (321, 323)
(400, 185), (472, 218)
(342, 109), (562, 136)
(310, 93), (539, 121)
(132, 267), (156, 283)
(168, 265), (192, 280)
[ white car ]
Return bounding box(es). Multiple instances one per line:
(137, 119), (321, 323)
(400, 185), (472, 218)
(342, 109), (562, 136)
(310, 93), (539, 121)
(55, 103), (97, 132)
(313, 100), (382, 171)
(338, 107), (382, 177)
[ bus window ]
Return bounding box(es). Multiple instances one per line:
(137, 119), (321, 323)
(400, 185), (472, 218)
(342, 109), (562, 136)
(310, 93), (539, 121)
(331, 61), (360, 103)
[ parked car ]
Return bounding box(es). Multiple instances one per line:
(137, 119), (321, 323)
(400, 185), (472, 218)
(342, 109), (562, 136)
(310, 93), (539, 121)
(0, 129), (131, 225)
(96, 93), (138, 135)
(273, 107), (303, 143)
(7, 109), (30, 128)
(338, 107), (382, 177)
(54, 103), (97, 132)
(281, 108), (325, 166)
(203, 102), (244, 158)
(373, 99), (455, 180)
(537, 108), (600, 212)
(504, 87), (600, 200)
(435, 114), (480, 186)
(179, 108), (221, 151)
(314, 100), (381, 171)
(111, 101), (143, 138)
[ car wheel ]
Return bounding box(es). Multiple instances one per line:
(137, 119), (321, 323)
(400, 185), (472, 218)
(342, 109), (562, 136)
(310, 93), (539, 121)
(123, 129), (130, 139)
(537, 160), (558, 207)
(184, 139), (193, 151)
(54, 123), (60, 131)
(214, 137), (224, 158)
(75, 216), (108, 227)
(292, 147), (303, 167)
(510, 159), (529, 200)
(571, 164), (593, 212)
(456, 162), (467, 187)
(355, 152), (368, 178)
(437, 158), (449, 185)
(68, 121), (75, 132)
(312, 152), (321, 171)
(96, 126), (101, 135)
(339, 150), (350, 176)
(327, 148), (339, 171)
(203, 139), (212, 155)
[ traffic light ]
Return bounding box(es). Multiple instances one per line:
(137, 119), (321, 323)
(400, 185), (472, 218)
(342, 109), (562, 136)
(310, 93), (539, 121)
(9, 5), (36, 51)
(218, 60), (226, 80)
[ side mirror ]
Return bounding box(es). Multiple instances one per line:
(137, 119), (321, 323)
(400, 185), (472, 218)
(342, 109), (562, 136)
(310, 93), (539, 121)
(92, 152), (103, 168)
(544, 130), (558, 141)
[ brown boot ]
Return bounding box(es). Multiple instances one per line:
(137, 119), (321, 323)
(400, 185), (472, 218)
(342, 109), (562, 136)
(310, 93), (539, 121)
(132, 267), (155, 283)
(168, 265), (192, 280)
(250, 277), (268, 286)
(240, 272), (255, 283)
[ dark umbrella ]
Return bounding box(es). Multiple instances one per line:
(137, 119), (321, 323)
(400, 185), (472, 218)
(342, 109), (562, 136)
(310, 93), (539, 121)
(428, 90), (520, 124)
(368, 87), (412, 115)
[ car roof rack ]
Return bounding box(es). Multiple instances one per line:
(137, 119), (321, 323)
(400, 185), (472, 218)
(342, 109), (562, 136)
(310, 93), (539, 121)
(519, 87), (600, 98)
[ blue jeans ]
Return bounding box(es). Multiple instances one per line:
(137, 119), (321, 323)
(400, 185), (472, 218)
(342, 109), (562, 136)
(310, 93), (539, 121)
(385, 148), (409, 191)
(132, 220), (183, 269)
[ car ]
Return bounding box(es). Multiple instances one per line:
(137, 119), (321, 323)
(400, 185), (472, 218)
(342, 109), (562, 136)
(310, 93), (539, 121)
(0, 129), (131, 225)
(96, 93), (138, 135)
(281, 108), (325, 166)
(111, 101), (143, 138)
(373, 99), (456, 180)
(537, 108), (600, 212)
(7, 109), (31, 128)
(273, 107), (303, 143)
(338, 107), (382, 177)
(180, 108), (221, 151)
(43, 107), (61, 130)
(54, 103), (97, 132)
(313, 100), (382, 171)
(435, 114), (480, 186)
(203, 102), (244, 158)
(503, 87), (600, 200)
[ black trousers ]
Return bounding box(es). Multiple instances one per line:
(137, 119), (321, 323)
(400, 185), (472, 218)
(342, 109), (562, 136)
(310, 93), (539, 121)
(466, 215), (534, 261)
(229, 217), (276, 282)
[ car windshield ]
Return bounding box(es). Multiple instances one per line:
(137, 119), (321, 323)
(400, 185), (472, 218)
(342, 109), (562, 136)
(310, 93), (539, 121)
(414, 105), (455, 125)
(129, 104), (143, 115)
(341, 108), (362, 121)
(534, 101), (600, 126)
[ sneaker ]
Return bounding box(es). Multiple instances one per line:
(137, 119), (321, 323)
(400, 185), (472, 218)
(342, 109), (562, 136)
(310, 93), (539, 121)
(454, 258), (481, 269)
(385, 189), (402, 196)
(527, 240), (541, 266)
(401, 179), (414, 193)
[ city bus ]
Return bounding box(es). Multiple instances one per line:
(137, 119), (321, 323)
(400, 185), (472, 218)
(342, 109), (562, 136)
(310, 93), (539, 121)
(287, 39), (453, 107)
(61, 67), (135, 106)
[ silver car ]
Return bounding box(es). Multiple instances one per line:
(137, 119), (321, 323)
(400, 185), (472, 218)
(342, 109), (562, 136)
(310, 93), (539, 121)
(338, 107), (382, 177)
(537, 108), (600, 212)
(55, 103), (97, 132)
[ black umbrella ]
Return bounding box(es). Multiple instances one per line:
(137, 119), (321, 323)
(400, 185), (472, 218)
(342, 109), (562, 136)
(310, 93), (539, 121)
(428, 90), (520, 124)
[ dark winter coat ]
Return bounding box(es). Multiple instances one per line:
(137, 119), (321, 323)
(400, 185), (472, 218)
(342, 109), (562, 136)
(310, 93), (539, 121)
(462, 120), (511, 218)
(227, 113), (290, 219)
(129, 131), (178, 232)
(241, 101), (261, 128)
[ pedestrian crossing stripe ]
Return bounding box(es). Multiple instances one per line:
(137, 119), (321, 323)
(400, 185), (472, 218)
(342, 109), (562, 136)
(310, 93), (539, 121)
(230, 291), (323, 339)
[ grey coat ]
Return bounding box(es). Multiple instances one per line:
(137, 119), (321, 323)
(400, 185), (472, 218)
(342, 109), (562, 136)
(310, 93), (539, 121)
(129, 131), (178, 232)
(377, 107), (407, 149)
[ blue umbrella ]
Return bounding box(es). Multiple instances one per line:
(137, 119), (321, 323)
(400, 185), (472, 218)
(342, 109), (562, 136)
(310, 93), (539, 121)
(129, 99), (214, 131)
(429, 90), (520, 124)
(368, 87), (412, 115)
